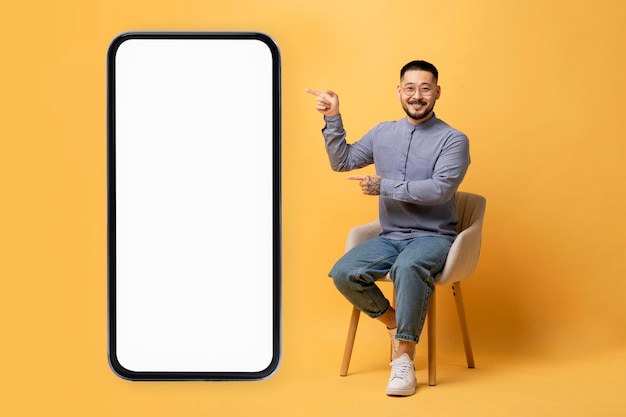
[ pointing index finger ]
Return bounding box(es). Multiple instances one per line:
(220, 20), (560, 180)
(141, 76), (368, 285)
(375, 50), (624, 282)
(347, 175), (366, 180)
(305, 88), (323, 97)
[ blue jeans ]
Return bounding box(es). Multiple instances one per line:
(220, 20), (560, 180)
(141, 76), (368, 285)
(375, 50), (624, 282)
(329, 236), (452, 343)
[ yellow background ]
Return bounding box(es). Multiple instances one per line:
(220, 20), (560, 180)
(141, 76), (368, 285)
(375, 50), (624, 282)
(2, 0), (626, 415)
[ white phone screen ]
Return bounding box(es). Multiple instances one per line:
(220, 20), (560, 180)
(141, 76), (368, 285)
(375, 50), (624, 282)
(107, 32), (280, 380)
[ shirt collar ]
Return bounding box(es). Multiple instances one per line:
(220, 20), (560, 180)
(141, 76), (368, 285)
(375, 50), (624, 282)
(403, 112), (438, 130)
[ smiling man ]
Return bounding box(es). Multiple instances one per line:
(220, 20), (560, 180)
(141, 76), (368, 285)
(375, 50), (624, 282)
(307, 60), (470, 396)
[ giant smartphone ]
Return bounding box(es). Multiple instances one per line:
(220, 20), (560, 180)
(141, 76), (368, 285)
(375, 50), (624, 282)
(107, 32), (281, 380)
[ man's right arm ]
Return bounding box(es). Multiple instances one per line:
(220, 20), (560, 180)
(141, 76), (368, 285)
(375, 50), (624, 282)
(322, 114), (373, 172)
(306, 88), (373, 172)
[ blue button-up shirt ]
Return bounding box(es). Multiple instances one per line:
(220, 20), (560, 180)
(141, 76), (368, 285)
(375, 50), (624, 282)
(322, 114), (470, 241)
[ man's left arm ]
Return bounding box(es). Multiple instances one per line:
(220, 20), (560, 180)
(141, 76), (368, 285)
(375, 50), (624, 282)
(379, 134), (470, 205)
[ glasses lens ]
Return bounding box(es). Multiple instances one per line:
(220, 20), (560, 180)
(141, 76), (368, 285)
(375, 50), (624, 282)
(403, 86), (416, 96)
(403, 85), (433, 97)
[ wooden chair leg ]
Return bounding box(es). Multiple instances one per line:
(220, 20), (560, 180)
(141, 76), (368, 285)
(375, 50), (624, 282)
(452, 282), (475, 368)
(340, 306), (361, 376)
(427, 286), (437, 386)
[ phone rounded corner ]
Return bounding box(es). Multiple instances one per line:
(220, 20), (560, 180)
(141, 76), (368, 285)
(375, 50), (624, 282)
(245, 341), (281, 381)
(107, 31), (138, 61)
(108, 352), (140, 381)
(251, 32), (281, 61)
(255, 354), (282, 381)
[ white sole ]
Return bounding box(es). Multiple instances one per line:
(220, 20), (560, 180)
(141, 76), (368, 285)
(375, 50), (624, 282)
(386, 385), (416, 396)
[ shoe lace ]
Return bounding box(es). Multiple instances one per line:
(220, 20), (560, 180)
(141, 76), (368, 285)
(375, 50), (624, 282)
(390, 359), (414, 380)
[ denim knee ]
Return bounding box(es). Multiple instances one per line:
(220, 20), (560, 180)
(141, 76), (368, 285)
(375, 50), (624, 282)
(329, 262), (391, 318)
(329, 269), (347, 293)
(329, 261), (357, 293)
(390, 262), (434, 289)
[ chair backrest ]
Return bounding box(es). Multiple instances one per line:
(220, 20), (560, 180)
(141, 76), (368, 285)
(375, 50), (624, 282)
(435, 191), (486, 285)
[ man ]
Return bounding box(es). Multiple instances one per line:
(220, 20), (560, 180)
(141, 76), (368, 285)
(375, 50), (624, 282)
(306, 60), (470, 396)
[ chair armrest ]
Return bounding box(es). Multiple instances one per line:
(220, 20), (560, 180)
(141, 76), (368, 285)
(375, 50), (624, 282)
(435, 220), (483, 286)
(345, 220), (382, 252)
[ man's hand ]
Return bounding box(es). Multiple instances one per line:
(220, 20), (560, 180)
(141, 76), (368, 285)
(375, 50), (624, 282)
(348, 175), (382, 196)
(305, 88), (340, 117)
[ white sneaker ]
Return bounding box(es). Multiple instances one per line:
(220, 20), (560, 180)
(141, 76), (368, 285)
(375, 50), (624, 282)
(386, 353), (417, 396)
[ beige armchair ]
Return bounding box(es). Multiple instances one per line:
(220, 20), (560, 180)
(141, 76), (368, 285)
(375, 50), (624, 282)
(339, 191), (486, 386)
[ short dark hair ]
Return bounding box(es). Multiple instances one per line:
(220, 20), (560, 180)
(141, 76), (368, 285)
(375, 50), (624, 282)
(400, 60), (438, 83)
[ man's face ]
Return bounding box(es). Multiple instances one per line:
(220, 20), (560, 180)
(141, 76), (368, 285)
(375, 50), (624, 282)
(397, 70), (441, 124)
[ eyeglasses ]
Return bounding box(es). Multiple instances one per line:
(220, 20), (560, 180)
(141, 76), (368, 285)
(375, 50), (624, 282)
(401, 84), (436, 97)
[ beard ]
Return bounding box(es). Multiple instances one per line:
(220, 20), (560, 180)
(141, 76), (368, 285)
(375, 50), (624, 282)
(402, 99), (435, 122)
